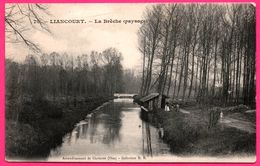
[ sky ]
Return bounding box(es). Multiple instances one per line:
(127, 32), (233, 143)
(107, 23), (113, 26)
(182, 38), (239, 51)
(6, 3), (149, 69)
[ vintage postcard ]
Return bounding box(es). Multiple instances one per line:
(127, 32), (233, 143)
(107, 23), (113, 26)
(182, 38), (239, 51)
(4, 2), (256, 163)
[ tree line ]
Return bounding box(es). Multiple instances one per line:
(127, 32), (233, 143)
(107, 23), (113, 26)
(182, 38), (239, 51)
(6, 48), (128, 120)
(138, 4), (255, 107)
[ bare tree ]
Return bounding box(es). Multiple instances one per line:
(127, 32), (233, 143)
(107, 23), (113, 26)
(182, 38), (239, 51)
(138, 3), (255, 107)
(5, 4), (50, 52)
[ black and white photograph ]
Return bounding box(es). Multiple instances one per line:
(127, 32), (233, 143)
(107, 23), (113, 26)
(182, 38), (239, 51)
(5, 3), (256, 162)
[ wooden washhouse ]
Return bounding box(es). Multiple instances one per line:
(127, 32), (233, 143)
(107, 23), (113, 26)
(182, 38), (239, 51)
(139, 93), (168, 111)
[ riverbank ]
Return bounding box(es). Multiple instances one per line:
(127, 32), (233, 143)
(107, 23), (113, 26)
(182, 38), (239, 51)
(5, 96), (113, 159)
(141, 104), (255, 156)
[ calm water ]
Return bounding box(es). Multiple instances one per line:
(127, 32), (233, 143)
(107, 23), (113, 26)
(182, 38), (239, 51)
(47, 98), (171, 161)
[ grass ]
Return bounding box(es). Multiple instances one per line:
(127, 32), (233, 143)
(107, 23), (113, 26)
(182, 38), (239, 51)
(142, 105), (256, 156)
(5, 96), (113, 159)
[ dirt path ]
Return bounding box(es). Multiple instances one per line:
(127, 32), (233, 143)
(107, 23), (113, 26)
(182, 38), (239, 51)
(219, 114), (255, 134)
(179, 109), (190, 114)
(179, 108), (255, 134)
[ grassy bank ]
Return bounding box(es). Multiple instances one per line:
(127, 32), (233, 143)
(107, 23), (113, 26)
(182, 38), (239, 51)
(6, 96), (113, 159)
(142, 106), (255, 156)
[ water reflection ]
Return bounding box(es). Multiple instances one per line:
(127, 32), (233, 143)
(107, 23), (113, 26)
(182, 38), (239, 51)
(48, 98), (170, 159)
(142, 121), (153, 157)
(101, 102), (122, 145)
(64, 102), (123, 146)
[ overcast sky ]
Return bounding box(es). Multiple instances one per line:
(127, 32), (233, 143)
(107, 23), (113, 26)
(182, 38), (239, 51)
(6, 3), (149, 69)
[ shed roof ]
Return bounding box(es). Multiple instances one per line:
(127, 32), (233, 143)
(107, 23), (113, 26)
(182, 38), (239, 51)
(140, 93), (160, 102)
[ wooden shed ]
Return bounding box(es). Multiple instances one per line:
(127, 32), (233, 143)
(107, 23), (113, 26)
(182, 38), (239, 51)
(139, 93), (168, 111)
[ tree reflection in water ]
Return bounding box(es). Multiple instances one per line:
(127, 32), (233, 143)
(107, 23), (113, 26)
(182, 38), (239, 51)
(69, 102), (123, 146)
(89, 113), (98, 143)
(142, 121), (153, 157)
(48, 99), (171, 159)
(101, 102), (123, 145)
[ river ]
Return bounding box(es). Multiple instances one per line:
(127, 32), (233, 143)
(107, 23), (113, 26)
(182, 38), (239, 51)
(47, 98), (171, 162)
